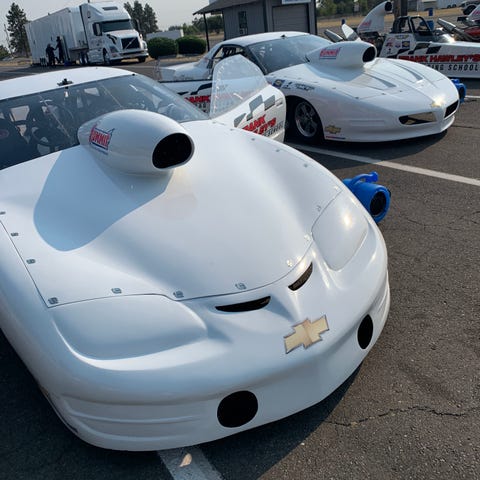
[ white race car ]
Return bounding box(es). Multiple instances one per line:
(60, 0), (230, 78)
(355, 1), (480, 77)
(0, 63), (389, 451)
(159, 31), (459, 143)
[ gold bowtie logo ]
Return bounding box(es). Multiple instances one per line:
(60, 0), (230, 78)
(284, 316), (329, 354)
(325, 125), (341, 134)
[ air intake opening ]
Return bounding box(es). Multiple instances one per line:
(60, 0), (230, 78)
(216, 296), (270, 313)
(399, 113), (435, 125)
(445, 100), (459, 118)
(217, 391), (258, 428)
(288, 263), (313, 291)
(357, 315), (374, 349)
(362, 46), (376, 63)
(370, 191), (388, 217)
(152, 133), (193, 169)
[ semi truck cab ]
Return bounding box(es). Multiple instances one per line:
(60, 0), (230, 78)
(79, 2), (148, 64)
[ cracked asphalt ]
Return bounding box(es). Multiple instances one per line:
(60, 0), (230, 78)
(0, 64), (479, 480)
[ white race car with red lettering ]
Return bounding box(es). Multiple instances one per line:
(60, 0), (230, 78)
(159, 30), (459, 143)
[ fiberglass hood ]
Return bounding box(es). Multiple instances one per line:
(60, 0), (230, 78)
(1, 119), (340, 306)
(269, 54), (450, 101)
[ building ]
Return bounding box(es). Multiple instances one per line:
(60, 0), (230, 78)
(194, 0), (317, 43)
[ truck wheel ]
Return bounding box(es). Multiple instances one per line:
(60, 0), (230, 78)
(287, 98), (323, 144)
(103, 50), (110, 65)
(138, 57), (146, 63)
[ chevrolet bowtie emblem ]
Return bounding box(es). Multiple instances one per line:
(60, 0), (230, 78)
(325, 125), (341, 134)
(284, 316), (329, 354)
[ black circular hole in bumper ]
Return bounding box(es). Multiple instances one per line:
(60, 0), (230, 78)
(217, 391), (258, 428)
(357, 315), (374, 350)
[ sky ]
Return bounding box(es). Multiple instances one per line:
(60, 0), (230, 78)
(1, 0), (210, 48)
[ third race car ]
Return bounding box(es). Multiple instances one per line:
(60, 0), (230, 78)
(354, 1), (480, 77)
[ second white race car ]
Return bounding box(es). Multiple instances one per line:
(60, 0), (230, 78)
(159, 31), (460, 143)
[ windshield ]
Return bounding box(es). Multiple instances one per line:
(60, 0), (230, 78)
(210, 55), (269, 117)
(247, 35), (331, 73)
(437, 33), (456, 43)
(101, 19), (135, 32)
(0, 74), (206, 170)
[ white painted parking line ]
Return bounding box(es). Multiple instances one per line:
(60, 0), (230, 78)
(465, 95), (480, 99)
(158, 447), (224, 480)
(290, 144), (480, 187)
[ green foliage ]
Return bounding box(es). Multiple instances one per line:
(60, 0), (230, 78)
(0, 45), (9, 60)
(124, 1), (158, 34)
(192, 14), (223, 34)
(6, 2), (29, 55)
(176, 36), (206, 55)
(207, 15), (223, 34)
(192, 17), (206, 33)
(316, 0), (381, 16)
(317, 0), (337, 16)
(167, 15), (221, 37)
(143, 4), (158, 34)
(147, 37), (177, 58)
(166, 23), (200, 35)
(182, 23), (200, 36)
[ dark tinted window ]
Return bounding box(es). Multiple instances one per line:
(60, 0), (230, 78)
(247, 35), (331, 73)
(0, 74), (206, 170)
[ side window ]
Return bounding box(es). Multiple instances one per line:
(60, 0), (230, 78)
(411, 17), (433, 36)
(210, 46), (245, 70)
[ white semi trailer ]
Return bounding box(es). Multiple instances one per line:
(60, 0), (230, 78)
(26, 1), (148, 66)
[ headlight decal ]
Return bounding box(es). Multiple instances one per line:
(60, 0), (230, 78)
(312, 193), (368, 271)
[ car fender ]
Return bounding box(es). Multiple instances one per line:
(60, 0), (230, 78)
(0, 224), (67, 392)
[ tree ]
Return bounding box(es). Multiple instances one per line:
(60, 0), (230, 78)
(6, 3), (29, 55)
(143, 4), (158, 33)
(192, 17), (206, 33)
(0, 45), (10, 60)
(317, 0), (337, 16)
(317, 0), (382, 16)
(124, 1), (158, 35)
(181, 23), (200, 36)
(191, 15), (223, 34)
(207, 15), (223, 34)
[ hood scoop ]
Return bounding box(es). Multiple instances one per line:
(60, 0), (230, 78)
(78, 109), (194, 175)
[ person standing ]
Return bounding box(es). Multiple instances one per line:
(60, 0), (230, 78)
(55, 36), (65, 64)
(45, 43), (56, 67)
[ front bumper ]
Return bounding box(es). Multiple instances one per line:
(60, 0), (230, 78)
(45, 220), (390, 451)
(113, 50), (148, 61)
(324, 101), (458, 142)
(57, 282), (389, 451)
